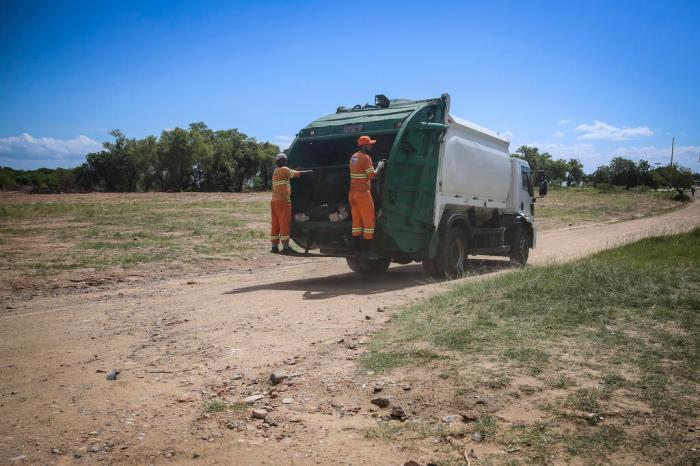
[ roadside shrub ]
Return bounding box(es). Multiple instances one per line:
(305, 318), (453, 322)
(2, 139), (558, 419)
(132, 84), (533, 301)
(671, 192), (690, 202)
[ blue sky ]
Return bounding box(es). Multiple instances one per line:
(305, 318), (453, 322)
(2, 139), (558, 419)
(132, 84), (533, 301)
(1, 0), (699, 172)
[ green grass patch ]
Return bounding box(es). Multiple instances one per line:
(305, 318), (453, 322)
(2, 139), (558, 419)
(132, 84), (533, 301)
(362, 228), (700, 464)
(474, 415), (498, 439)
(204, 399), (226, 413)
(360, 348), (445, 373)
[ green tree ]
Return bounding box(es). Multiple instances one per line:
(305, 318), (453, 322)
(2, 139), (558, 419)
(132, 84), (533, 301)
(567, 158), (584, 186)
(258, 141), (279, 189)
(591, 165), (611, 185)
(84, 130), (140, 191)
(133, 136), (160, 191)
(157, 127), (194, 191)
(513, 146), (551, 173)
(608, 156), (639, 187)
(547, 159), (569, 183)
(637, 159), (654, 188)
(653, 165), (694, 198)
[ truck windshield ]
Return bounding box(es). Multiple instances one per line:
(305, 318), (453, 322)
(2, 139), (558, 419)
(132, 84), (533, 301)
(520, 166), (534, 196)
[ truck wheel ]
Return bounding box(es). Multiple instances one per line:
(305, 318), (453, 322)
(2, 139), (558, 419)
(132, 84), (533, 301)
(433, 227), (468, 279)
(346, 257), (391, 275)
(509, 228), (530, 267)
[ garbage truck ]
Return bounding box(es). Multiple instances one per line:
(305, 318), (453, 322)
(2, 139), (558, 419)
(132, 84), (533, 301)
(287, 93), (541, 278)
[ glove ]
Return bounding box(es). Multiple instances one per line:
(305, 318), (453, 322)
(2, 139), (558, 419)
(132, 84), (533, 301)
(376, 160), (385, 171)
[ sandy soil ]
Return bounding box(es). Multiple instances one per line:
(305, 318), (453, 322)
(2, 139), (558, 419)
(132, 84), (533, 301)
(1, 201), (698, 465)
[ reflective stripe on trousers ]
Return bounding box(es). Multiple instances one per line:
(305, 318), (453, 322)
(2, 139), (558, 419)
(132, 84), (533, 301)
(270, 200), (292, 245)
(349, 190), (375, 240)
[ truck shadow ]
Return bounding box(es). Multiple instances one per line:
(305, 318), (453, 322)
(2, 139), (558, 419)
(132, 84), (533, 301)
(224, 259), (511, 300)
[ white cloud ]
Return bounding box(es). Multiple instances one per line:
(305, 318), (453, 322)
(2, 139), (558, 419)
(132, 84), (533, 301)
(552, 131), (565, 139)
(0, 133), (102, 158)
(530, 142), (600, 160)
(271, 135), (294, 150)
(558, 119), (571, 125)
(574, 120), (653, 141)
(500, 130), (514, 141)
(0, 133), (103, 169)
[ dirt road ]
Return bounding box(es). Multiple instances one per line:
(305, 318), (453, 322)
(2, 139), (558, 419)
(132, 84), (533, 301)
(1, 201), (698, 465)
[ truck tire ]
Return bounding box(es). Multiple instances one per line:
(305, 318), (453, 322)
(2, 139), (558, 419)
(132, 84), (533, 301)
(509, 228), (530, 267)
(422, 259), (441, 279)
(346, 257), (391, 275)
(426, 227), (468, 279)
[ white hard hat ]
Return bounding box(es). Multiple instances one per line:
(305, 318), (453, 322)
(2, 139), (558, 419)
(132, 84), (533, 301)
(276, 153), (287, 162)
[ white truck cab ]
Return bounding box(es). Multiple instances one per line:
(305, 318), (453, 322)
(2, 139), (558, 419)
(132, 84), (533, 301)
(425, 113), (539, 278)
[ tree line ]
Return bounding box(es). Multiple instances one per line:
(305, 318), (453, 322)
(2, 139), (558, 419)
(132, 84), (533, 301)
(512, 145), (696, 197)
(510, 146), (584, 186)
(0, 123), (280, 193)
(1, 137), (697, 195)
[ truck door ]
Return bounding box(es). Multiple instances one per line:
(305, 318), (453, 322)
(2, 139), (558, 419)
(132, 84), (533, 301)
(519, 164), (534, 218)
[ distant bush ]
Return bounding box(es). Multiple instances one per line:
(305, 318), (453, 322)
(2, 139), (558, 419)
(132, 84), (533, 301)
(595, 183), (619, 193)
(0, 166), (83, 193)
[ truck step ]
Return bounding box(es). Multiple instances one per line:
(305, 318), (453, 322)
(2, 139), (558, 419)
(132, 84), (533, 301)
(471, 227), (506, 236)
(469, 246), (510, 256)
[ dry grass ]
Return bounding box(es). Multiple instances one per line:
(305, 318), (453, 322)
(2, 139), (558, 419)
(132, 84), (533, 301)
(0, 188), (684, 292)
(0, 192), (270, 291)
(536, 187), (682, 230)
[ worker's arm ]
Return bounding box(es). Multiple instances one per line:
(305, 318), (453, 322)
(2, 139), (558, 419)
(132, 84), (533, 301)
(364, 155), (378, 179)
(291, 168), (313, 177)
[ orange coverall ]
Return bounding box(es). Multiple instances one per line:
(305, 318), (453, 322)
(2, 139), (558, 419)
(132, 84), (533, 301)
(271, 166), (300, 245)
(348, 151), (376, 240)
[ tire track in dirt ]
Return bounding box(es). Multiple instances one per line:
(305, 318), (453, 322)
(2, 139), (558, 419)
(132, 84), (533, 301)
(0, 201), (698, 464)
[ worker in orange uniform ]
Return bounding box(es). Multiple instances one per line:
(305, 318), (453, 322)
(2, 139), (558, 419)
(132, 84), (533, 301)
(271, 153), (312, 254)
(349, 135), (385, 255)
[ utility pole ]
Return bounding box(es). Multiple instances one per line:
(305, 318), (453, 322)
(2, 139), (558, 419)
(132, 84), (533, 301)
(670, 137), (675, 166)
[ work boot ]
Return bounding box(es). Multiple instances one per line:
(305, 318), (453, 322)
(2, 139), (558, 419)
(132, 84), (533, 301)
(353, 236), (362, 256)
(270, 245), (279, 254)
(281, 244), (299, 255)
(362, 239), (381, 259)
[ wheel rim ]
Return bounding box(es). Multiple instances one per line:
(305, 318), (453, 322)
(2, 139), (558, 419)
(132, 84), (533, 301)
(448, 237), (465, 274)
